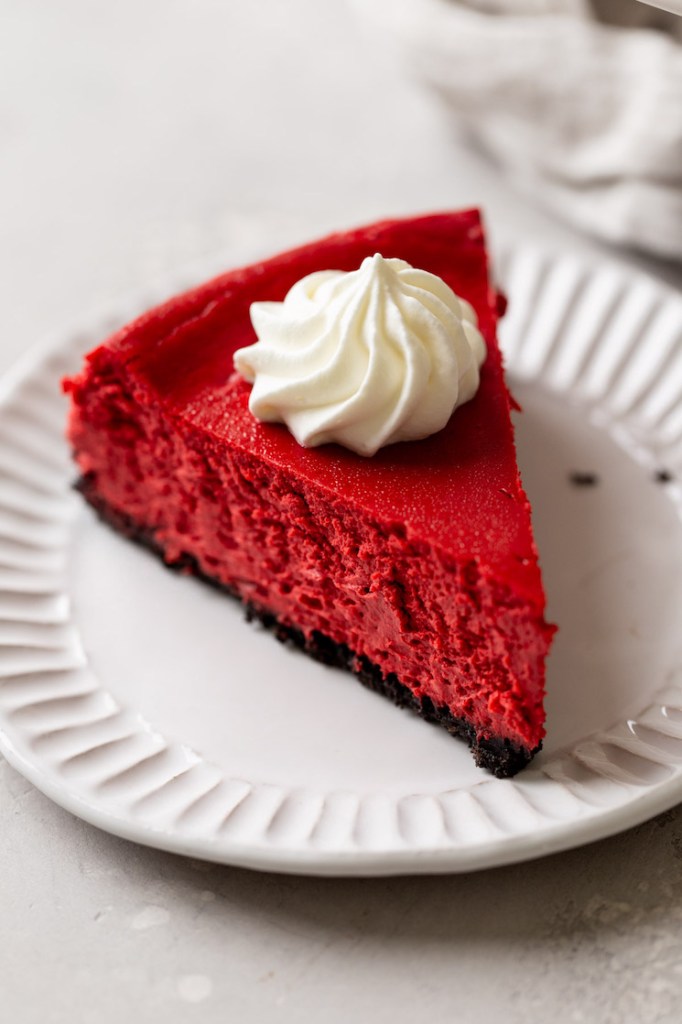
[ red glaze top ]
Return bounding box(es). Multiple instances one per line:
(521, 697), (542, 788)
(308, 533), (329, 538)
(86, 210), (545, 609)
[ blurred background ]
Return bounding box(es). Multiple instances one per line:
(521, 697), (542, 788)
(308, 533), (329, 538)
(1, 0), (679, 379)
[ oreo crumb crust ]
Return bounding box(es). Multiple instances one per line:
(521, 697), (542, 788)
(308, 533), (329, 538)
(76, 472), (538, 779)
(569, 471), (599, 487)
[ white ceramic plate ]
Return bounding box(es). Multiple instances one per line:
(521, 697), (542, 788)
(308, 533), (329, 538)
(0, 244), (681, 876)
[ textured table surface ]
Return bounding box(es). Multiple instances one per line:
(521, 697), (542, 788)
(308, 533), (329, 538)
(2, 2), (682, 1021)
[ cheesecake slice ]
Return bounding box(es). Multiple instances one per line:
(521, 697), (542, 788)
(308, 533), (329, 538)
(63, 210), (555, 777)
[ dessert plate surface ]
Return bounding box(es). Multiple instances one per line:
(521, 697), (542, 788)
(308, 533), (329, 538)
(0, 244), (681, 876)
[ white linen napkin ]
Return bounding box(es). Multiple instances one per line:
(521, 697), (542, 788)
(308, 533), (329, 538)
(352, 0), (682, 259)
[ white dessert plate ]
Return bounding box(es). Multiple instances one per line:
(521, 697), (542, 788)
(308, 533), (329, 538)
(0, 243), (681, 876)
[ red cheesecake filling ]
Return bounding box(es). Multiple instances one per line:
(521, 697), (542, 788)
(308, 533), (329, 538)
(64, 210), (555, 775)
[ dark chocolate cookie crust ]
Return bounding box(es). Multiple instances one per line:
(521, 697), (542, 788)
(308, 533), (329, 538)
(76, 472), (538, 779)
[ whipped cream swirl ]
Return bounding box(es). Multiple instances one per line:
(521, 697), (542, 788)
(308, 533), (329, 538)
(233, 254), (486, 457)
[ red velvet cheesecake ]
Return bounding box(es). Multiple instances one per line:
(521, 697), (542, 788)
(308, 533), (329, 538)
(63, 210), (555, 777)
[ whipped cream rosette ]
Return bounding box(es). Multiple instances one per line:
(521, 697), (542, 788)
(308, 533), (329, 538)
(234, 254), (486, 457)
